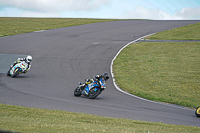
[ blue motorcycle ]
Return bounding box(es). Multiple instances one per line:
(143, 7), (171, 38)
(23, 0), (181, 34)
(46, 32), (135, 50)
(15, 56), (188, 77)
(74, 73), (109, 99)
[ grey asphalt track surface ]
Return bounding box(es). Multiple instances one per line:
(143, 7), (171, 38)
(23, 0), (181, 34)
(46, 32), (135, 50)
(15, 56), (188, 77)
(0, 20), (200, 127)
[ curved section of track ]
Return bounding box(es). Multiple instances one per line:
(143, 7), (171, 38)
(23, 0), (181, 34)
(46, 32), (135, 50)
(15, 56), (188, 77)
(0, 20), (200, 127)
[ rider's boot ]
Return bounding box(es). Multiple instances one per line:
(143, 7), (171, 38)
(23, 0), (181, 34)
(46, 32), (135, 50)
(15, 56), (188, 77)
(81, 89), (88, 96)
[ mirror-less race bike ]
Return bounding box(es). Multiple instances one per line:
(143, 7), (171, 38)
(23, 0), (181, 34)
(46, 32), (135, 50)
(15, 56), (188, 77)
(7, 61), (28, 78)
(74, 78), (106, 99)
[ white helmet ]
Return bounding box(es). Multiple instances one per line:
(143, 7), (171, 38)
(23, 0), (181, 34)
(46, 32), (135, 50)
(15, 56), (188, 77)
(26, 55), (32, 63)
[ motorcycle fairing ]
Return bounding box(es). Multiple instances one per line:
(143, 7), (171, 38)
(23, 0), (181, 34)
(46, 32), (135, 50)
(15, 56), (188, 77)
(10, 61), (28, 75)
(85, 81), (99, 94)
(84, 79), (106, 94)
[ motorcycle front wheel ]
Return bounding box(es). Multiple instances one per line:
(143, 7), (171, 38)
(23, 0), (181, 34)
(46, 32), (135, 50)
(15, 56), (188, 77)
(88, 87), (101, 99)
(74, 87), (81, 97)
(195, 106), (200, 117)
(7, 70), (11, 76)
(12, 68), (21, 78)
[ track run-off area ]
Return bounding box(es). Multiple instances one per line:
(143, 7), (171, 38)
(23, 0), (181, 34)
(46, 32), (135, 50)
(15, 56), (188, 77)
(0, 20), (200, 127)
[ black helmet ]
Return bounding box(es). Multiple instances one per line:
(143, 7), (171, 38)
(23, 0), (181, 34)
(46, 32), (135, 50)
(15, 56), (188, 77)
(103, 72), (109, 81)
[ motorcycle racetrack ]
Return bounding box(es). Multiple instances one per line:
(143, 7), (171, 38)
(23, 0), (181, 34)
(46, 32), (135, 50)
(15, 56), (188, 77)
(0, 20), (200, 127)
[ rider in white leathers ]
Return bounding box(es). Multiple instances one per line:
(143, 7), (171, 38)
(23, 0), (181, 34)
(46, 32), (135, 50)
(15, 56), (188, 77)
(7, 55), (32, 76)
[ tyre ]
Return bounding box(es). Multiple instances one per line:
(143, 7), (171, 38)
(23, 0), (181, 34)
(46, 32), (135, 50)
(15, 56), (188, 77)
(88, 87), (101, 99)
(74, 87), (81, 97)
(7, 70), (11, 76)
(195, 106), (200, 117)
(11, 68), (20, 78)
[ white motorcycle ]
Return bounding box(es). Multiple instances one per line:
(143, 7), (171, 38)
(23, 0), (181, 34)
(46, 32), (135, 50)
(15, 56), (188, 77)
(7, 61), (29, 78)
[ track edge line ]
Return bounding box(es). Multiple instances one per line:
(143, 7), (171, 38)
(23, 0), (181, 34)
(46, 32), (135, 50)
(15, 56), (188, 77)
(110, 33), (192, 110)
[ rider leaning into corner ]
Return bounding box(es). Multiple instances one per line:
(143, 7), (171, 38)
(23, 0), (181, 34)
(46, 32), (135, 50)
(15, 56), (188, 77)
(80, 73), (109, 95)
(7, 55), (32, 76)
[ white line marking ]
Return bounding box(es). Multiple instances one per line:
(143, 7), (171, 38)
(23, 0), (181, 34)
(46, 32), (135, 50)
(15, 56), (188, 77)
(34, 30), (45, 33)
(110, 33), (193, 110)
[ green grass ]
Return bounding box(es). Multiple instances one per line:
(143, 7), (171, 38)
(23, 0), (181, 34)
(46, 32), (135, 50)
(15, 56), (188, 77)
(113, 42), (200, 108)
(1, 104), (200, 133)
(0, 17), (120, 37)
(145, 23), (200, 40)
(1, 17), (200, 132)
(113, 22), (200, 108)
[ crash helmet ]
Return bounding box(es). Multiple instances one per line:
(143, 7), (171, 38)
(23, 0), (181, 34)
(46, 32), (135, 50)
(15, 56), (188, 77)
(103, 72), (109, 81)
(26, 55), (32, 63)
(94, 75), (100, 80)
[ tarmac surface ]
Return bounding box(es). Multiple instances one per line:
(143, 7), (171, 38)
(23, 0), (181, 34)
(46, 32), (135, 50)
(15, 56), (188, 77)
(0, 20), (200, 127)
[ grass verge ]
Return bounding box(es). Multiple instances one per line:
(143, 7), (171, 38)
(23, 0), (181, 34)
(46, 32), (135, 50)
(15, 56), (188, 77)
(1, 104), (200, 133)
(113, 22), (200, 108)
(145, 23), (200, 40)
(0, 17), (120, 37)
(113, 42), (200, 108)
(0, 18), (199, 132)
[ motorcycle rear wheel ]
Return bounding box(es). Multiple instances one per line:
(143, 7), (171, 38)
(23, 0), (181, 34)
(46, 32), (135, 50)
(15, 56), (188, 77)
(88, 88), (101, 99)
(195, 106), (200, 117)
(74, 87), (81, 97)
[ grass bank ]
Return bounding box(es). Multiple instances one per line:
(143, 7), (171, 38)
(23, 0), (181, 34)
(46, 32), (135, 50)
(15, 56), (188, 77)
(0, 17), (120, 37)
(113, 42), (200, 108)
(1, 104), (200, 133)
(1, 18), (199, 132)
(146, 22), (200, 40)
(113, 23), (200, 108)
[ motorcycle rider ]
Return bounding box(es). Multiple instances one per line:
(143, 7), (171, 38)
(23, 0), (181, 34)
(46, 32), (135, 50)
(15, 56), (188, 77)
(80, 72), (109, 92)
(7, 55), (32, 76)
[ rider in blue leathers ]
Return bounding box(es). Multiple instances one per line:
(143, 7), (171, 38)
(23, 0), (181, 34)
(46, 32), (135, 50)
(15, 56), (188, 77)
(80, 73), (109, 95)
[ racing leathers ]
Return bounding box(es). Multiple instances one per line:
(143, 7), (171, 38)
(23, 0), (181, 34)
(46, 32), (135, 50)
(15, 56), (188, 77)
(7, 55), (32, 76)
(80, 73), (109, 91)
(12, 58), (31, 74)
